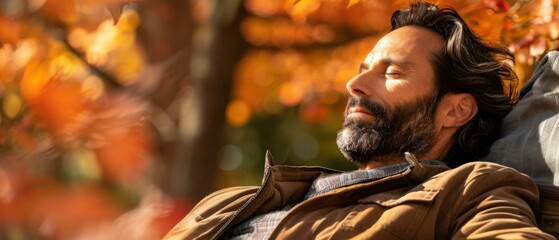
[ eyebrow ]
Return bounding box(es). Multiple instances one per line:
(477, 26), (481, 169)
(359, 56), (413, 72)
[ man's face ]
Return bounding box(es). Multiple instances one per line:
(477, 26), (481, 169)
(336, 26), (445, 165)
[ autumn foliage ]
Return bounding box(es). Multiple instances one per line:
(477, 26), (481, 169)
(1, 0), (559, 239)
(0, 0), (184, 239)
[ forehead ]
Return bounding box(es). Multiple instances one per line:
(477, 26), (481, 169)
(365, 26), (444, 66)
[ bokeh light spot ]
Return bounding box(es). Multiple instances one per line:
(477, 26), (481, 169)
(220, 145), (243, 171)
(226, 99), (252, 127)
(293, 134), (319, 161)
(278, 81), (304, 106)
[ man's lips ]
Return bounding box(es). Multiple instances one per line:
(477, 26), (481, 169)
(350, 106), (371, 114)
(347, 107), (375, 118)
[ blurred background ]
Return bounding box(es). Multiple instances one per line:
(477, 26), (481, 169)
(0, 0), (556, 239)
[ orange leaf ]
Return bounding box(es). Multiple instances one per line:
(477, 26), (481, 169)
(20, 61), (51, 104)
(0, 16), (24, 45)
(0, 176), (59, 226)
(95, 125), (153, 184)
(347, 0), (360, 8)
(40, 0), (77, 24)
(289, 0), (321, 22)
(39, 185), (124, 238)
(12, 125), (37, 151)
(31, 79), (88, 133)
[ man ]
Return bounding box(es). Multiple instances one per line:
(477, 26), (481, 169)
(165, 2), (555, 239)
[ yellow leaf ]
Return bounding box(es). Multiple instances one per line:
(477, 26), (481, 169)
(290, 0), (321, 22)
(63, 148), (102, 181)
(20, 61), (51, 103)
(3, 93), (23, 119)
(347, 0), (360, 8)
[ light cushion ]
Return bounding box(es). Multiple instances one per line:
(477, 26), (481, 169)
(483, 51), (559, 187)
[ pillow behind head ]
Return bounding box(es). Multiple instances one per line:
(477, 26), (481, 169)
(483, 50), (559, 187)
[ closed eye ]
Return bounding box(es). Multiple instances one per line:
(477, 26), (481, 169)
(384, 66), (402, 77)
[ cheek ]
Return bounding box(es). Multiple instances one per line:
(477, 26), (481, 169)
(384, 78), (434, 101)
(383, 80), (423, 105)
(384, 80), (407, 93)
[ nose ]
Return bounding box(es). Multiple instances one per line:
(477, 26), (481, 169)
(346, 72), (370, 97)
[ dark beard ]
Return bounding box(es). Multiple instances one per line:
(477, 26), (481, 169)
(336, 93), (439, 166)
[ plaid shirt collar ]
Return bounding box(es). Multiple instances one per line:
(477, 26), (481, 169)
(304, 160), (447, 200)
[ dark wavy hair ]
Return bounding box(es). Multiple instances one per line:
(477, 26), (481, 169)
(390, 2), (518, 167)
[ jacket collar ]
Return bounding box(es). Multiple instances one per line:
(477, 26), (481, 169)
(263, 150), (448, 188)
(211, 151), (449, 239)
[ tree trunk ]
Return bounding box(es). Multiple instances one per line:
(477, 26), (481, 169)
(172, 0), (247, 201)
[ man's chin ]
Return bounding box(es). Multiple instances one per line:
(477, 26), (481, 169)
(343, 117), (375, 129)
(336, 127), (381, 165)
(346, 112), (377, 123)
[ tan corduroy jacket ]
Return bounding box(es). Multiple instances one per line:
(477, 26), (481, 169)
(164, 152), (555, 240)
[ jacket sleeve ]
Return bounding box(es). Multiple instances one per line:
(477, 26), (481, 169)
(451, 164), (556, 239)
(163, 186), (259, 240)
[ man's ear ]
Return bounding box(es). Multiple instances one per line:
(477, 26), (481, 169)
(439, 93), (478, 128)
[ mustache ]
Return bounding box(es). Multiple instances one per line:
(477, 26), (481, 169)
(346, 96), (388, 120)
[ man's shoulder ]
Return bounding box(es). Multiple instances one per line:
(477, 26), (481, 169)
(415, 161), (540, 217)
(452, 160), (523, 173)
(451, 161), (527, 176)
(431, 161), (536, 190)
(179, 186), (260, 221)
(195, 186), (259, 211)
